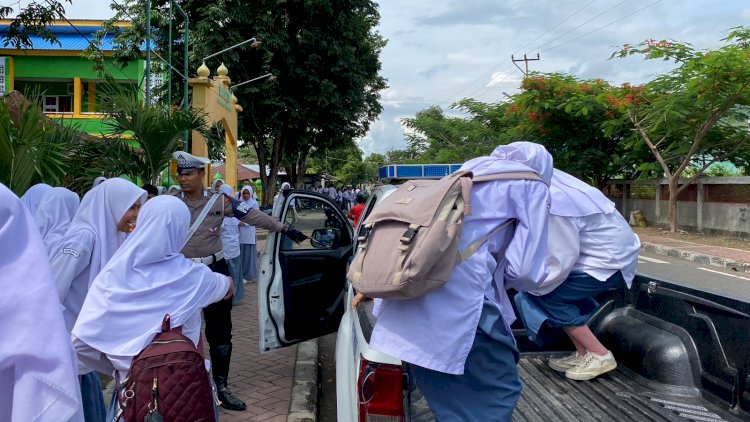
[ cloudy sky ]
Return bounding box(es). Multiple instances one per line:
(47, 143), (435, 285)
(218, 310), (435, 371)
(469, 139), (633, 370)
(19, 0), (750, 156)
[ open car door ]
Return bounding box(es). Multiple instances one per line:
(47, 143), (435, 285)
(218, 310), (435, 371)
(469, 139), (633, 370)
(259, 191), (353, 352)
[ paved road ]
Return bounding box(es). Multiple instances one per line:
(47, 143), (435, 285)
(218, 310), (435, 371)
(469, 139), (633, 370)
(637, 250), (750, 302)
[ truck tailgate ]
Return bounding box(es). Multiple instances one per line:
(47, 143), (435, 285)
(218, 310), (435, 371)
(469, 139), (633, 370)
(514, 356), (742, 422)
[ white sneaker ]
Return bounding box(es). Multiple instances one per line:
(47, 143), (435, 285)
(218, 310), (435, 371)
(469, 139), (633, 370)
(548, 352), (585, 372)
(565, 351), (617, 381)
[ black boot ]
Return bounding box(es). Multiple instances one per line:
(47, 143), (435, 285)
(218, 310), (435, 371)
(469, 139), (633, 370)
(210, 344), (246, 411)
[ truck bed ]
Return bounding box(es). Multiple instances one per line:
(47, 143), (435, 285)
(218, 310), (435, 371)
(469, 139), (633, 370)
(514, 356), (741, 422)
(359, 275), (750, 421)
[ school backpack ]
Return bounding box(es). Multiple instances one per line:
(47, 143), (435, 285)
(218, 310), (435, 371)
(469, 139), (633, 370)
(118, 315), (216, 422)
(347, 170), (542, 300)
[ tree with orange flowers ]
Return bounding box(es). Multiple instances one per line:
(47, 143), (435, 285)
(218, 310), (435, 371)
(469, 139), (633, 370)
(507, 73), (638, 188)
(609, 27), (750, 232)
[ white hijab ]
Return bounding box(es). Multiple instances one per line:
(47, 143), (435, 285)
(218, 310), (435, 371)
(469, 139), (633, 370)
(157, 186), (166, 195)
(34, 187), (80, 257)
(73, 196), (224, 356)
(241, 185), (258, 208)
(168, 184), (181, 195)
(0, 184), (83, 422)
(220, 185), (240, 227)
(20, 183), (53, 215)
(549, 169), (615, 217)
(64, 178), (146, 288)
(92, 176), (107, 189)
(460, 141), (554, 185)
(211, 179), (224, 193)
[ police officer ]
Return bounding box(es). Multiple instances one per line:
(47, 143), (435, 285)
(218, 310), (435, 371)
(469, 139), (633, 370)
(173, 151), (306, 411)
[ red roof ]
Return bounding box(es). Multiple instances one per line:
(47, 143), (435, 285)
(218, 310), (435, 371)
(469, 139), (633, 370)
(211, 163), (260, 181)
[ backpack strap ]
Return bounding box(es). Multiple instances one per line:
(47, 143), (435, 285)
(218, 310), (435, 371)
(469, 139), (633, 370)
(472, 171), (545, 185)
(459, 219), (515, 262)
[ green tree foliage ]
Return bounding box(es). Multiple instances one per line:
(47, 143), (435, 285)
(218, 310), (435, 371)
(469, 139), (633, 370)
(0, 96), (75, 195)
(98, 89), (218, 185)
(1, 1), (69, 49)
(609, 27), (750, 231)
(401, 100), (512, 164)
(306, 142), (378, 186)
(96, 0), (386, 205)
(507, 73), (638, 187)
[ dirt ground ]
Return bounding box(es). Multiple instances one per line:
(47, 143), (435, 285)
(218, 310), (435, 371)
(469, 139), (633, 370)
(634, 226), (750, 252)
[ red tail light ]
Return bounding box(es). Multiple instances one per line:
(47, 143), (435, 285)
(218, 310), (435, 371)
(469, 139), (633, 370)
(358, 356), (404, 422)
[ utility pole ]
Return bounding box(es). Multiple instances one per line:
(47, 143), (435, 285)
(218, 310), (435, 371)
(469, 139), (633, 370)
(511, 54), (540, 75)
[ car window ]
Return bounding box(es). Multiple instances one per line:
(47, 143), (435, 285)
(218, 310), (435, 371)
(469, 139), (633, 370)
(281, 196), (349, 251)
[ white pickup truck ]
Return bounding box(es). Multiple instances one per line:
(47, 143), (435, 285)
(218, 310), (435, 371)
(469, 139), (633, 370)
(259, 186), (750, 422)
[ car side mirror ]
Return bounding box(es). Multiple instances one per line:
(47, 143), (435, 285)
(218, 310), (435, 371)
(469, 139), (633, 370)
(310, 228), (341, 249)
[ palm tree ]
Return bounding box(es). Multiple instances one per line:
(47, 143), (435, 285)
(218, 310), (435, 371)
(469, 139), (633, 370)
(0, 91), (79, 196)
(100, 89), (209, 185)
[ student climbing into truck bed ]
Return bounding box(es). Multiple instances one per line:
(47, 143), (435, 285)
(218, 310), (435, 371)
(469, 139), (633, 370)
(514, 168), (640, 381)
(369, 141), (554, 421)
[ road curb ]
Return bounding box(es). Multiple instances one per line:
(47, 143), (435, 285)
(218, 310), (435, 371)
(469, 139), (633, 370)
(641, 242), (750, 272)
(287, 340), (319, 422)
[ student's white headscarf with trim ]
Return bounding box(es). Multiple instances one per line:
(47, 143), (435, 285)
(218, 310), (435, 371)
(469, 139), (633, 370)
(241, 185), (258, 208)
(0, 184), (83, 422)
(20, 183), (53, 215)
(211, 178), (224, 193)
(34, 187), (80, 257)
(92, 176), (107, 189)
(460, 141), (554, 185)
(62, 178), (146, 288)
(549, 169), (615, 217)
(73, 196), (225, 356)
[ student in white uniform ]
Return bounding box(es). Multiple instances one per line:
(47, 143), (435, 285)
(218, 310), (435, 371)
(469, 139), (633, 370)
(369, 142), (554, 421)
(19, 183), (53, 215)
(92, 176), (107, 189)
(50, 178), (147, 422)
(0, 183), (84, 422)
(34, 187), (80, 258)
(211, 178), (224, 193)
(219, 185), (244, 304)
(71, 195), (232, 420)
(239, 186), (260, 284)
(515, 169), (640, 381)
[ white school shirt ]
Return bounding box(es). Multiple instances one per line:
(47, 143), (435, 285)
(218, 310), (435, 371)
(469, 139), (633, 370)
(0, 184), (84, 422)
(370, 179), (550, 375)
(51, 179), (147, 332)
(533, 213), (641, 296)
(219, 185), (241, 259)
(221, 216), (241, 259)
(239, 196), (260, 245)
(370, 141), (554, 375)
(71, 196), (229, 381)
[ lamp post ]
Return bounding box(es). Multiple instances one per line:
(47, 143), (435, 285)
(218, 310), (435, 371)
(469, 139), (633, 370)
(231, 73), (276, 90)
(202, 38), (262, 63)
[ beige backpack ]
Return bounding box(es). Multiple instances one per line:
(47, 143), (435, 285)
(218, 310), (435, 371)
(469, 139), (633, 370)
(347, 170), (543, 300)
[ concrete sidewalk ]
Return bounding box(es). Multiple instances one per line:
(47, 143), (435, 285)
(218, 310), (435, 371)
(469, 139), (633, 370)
(638, 232), (750, 272)
(216, 230), (300, 422)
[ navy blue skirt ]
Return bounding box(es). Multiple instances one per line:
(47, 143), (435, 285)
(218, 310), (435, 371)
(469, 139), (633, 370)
(532, 271), (624, 327)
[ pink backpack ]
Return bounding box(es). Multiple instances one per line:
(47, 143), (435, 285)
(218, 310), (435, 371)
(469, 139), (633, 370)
(347, 171), (542, 300)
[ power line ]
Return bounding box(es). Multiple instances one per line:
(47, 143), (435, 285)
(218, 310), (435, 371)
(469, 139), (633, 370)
(530, 0), (628, 54)
(539, 0), (664, 53)
(442, 0), (596, 105)
(470, 0), (663, 102)
(42, 0), (135, 81)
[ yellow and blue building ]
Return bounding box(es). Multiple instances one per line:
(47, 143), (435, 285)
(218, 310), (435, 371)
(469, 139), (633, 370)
(0, 19), (145, 136)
